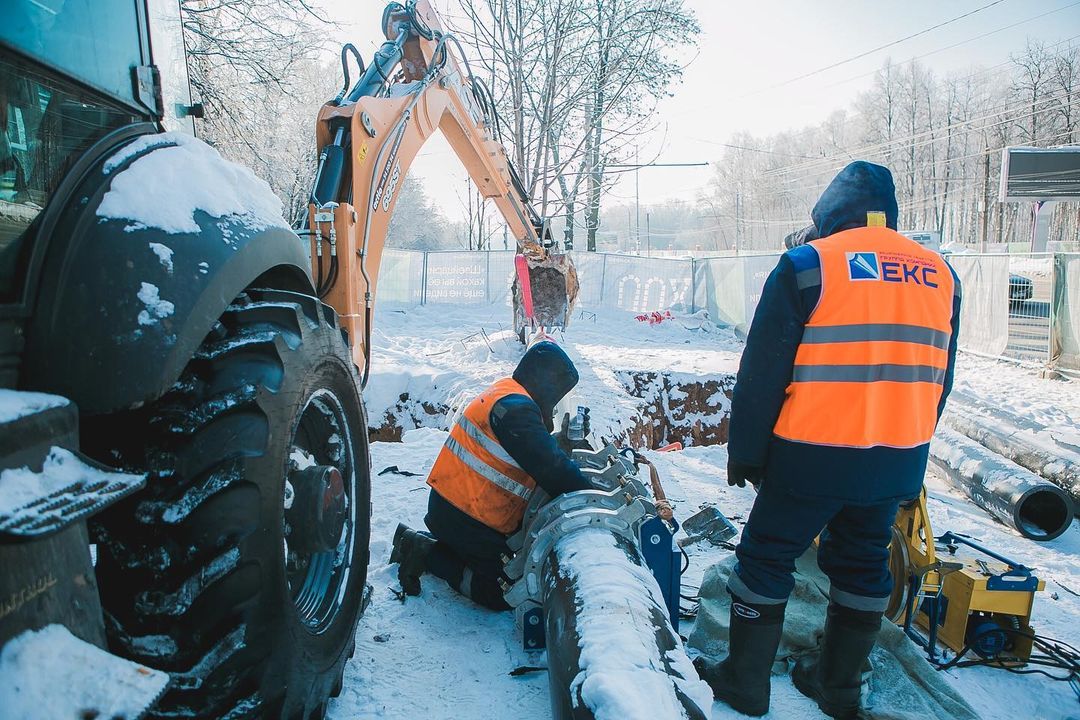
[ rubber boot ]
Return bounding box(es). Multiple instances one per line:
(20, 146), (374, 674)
(389, 523), (435, 596)
(693, 594), (787, 717)
(792, 602), (883, 719)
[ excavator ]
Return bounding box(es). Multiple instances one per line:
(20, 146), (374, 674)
(306, 0), (577, 361)
(0, 1), (573, 719)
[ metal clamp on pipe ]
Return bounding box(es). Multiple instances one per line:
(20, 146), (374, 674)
(572, 443), (636, 473)
(503, 500), (651, 609)
(503, 487), (645, 581)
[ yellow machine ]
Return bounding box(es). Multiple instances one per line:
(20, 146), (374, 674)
(305, 0), (577, 378)
(888, 489), (1044, 662)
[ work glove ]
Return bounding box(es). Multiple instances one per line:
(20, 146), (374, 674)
(555, 412), (593, 453)
(727, 458), (764, 489)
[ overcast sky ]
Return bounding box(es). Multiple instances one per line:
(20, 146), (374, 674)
(319, 0), (1080, 221)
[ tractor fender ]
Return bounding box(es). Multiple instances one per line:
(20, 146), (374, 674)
(22, 132), (314, 415)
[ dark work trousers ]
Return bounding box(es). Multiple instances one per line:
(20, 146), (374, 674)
(729, 478), (901, 612)
(423, 491), (511, 611)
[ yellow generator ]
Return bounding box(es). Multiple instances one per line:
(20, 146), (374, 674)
(887, 490), (1044, 662)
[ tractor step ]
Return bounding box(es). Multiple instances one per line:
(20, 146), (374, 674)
(0, 624), (169, 719)
(0, 446), (145, 541)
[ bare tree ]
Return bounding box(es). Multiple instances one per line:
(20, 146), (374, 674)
(452, 0), (698, 249)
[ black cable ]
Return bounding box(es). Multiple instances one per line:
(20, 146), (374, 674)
(333, 44), (365, 105)
(680, 546), (690, 574)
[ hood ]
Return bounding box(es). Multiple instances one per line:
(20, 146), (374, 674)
(811, 161), (898, 239)
(512, 341), (579, 430)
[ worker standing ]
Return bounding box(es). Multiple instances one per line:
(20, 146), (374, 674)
(390, 341), (594, 610)
(697, 161), (962, 718)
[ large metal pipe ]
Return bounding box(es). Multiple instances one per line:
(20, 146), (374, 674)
(930, 429), (1074, 541)
(541, 527), (711, 720)
(943, 397), (1080, 507)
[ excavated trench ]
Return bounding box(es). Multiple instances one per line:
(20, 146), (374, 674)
(367, 371), (736, 451)
(615, 370), (735, 450)
(367, 393), (449, 442)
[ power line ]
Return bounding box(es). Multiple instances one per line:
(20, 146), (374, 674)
(741, 0), (1009, 98)
(822, 1), (1080, 91)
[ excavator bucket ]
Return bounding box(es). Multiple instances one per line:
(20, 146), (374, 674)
(512, 245), (579, 343)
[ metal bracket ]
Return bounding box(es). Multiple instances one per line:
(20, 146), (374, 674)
(505, 489), (551, 552)
(579, 462), (629, 491)
(573, 444), (635, 473)
(515, 601), (545, 650)
(361, 110), (377, 138)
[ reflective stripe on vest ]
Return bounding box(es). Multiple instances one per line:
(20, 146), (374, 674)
(773, 227), (955, 449)
(427, 378), (537, 534)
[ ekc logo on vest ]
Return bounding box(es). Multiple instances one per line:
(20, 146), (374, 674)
(846, 251), (939, 288)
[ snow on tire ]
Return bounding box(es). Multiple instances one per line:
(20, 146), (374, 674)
(87, 288), (371, 719)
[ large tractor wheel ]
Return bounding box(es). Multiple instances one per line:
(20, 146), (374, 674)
(86, 288), (371, 719)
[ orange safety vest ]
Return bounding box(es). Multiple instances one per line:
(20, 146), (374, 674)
(427, 378), (537, 534)
(773, 226), (956, 449)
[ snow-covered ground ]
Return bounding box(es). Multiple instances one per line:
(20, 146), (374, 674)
(328, 302), (1080, 720)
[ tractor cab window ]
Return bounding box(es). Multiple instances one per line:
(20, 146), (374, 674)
(1, 0), (146, 110)
(0, 53), (136, 301)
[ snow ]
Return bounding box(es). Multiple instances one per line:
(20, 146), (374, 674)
(136, 282), (175, 326)
(0, 388), (69, 424)
(97, 131), (290, 235)
(0, 624), (168, 720)
(148, 242), (174, 273)
(326, 301), (1080, 720)
(0, 447), (142, 517)
(555, 528), (713, 718)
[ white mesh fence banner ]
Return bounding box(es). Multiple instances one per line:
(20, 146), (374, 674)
(423, 252), (487, 304)
(1053, 253), (1080, 371)
(947, 255), (1010, 356)
(377, 249), (424, 306)
(594, 254), (695, 313)
(696, 254), (780, 335)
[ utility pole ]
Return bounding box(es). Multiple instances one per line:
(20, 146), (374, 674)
(981, 141), (990, 252)
(605, 157), (709, 255)
(634, 149), (641, 255)
(646, 212), (651, 257)
(735, 187), (742, 255)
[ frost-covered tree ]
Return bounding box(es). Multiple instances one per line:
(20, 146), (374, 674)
(700, 39), (1080, 251)
(180, 0), (334, 224)
(453, 0), (699, 250)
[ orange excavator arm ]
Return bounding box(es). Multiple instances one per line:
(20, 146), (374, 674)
(306, 0), (572, 384)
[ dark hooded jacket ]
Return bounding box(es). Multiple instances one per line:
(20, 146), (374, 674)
(727, 162), (962, 504)
(427, 342), (593, 547)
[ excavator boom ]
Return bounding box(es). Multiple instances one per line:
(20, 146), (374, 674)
(307, 0), (577, 380)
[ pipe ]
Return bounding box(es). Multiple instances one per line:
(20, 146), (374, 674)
(942, 398), (1080, 507)
(541, 528), (711, 720)
(930, 429), (1074, 541)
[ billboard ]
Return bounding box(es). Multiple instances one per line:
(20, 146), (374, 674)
(1000, 146), (1080, 202)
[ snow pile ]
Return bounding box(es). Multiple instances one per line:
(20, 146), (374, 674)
(0, 447), (143, 517)
(97, 131), (290, 235)
(0, 624), (168, 720)
(148, 242), (175, 273)
(555, 528), (714, 719)
(136, 282), (175, 326)
(0, 388), (69, 423)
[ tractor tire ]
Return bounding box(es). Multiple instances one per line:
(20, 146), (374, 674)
(85, 288), (371, 719)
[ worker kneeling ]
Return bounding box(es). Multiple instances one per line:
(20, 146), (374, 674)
(697, 162), (962, 718)
(391, 341), (594, 610)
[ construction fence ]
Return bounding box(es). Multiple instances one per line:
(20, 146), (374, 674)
(376, 249), (1080, 373)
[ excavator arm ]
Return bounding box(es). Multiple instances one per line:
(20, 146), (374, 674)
(307, 0), (576, 383)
